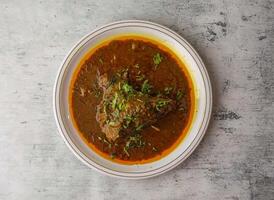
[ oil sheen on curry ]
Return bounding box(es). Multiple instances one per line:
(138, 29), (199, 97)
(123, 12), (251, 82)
(70, 35), (194, 164)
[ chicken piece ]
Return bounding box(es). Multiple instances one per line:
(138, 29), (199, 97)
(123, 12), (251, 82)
(96, 71), (176, 141)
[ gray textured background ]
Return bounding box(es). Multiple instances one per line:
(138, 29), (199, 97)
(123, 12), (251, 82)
(0, 0), (273, 199)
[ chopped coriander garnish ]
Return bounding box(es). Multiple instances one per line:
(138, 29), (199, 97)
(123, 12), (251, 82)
(123, 114), (134, 128)
(155, 99), (170, 111)
(118, 82), (121, 90)
(134, 63), (139, 68)
(176, 89), (184, 100)
(164, 87), (173, 95)
(141, 80), (152, 94)
(99, 58), (104, 64)
(157, 93), (163, 97)
(123, 147), (130, 156)
(122, 82), (133, 94)
(125, 140), (131, 149)
(113, 109), (120, 118)
(116, 72), (121, 77)
(117, 100), (125, 111)
(153, 53), (163, 69)
(111, 92), (119, 109)
(136, 74), (145, 81)
(103, 138), (111, 148)
(123, 135), (146, 157)
(126, 135), (145, 149)
(125, 114), (133, 121)
(136, 124), (144, 131)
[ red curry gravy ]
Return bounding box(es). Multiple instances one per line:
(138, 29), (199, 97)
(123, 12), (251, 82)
(69, 36), (195, 164)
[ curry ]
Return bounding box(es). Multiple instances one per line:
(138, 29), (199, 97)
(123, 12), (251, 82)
(69, 35), (195, 164)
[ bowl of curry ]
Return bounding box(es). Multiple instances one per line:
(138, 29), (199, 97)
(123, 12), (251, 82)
(53, 20), (212, 179)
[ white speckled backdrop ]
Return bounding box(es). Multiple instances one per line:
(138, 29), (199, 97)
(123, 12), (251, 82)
(0, 0), (273, 199)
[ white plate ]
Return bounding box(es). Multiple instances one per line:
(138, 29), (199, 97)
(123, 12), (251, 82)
(53, 20), (212, 179)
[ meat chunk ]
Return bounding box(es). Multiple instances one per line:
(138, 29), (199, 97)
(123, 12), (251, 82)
(96, 71), (176, 141)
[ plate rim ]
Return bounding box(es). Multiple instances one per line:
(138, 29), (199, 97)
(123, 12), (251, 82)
(53, 20), (212, 179)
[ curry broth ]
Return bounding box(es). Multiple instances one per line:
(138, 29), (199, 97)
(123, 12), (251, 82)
(69, 35), (195, 164)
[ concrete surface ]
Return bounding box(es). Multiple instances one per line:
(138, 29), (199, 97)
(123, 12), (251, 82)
(0, 0), (273, 199)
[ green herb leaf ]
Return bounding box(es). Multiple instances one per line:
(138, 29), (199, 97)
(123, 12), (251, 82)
(136, 124), (144, 131)
(164, 87), (173, 95)
(118, 82), (121, 90)
(117, 97), (126, 111)
(122, 82), (133, 94)
(155, 99), (170, 111)
(125, 140), (131, 149)
(123, 114), (134, 128)
(123, 147), (130, 157)
(141, 80), (152, 94)
(111, 92), (119, 109)
(152, 147), (158, 152)
(125, 135), (145, 150)
(136, 74), (145, 81)
(153, 53), (163, 68)
(113, 109), (120, 118)
(99, 58), (104, 64)
(103, 138), (111, 148)
(157, 93), (163, 98)
(134, 63), (139, 68)
(117, 102), (124, 111)
(176, 89), (184, 100)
